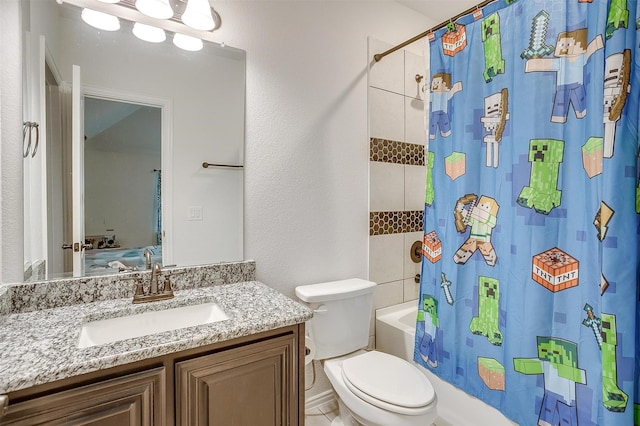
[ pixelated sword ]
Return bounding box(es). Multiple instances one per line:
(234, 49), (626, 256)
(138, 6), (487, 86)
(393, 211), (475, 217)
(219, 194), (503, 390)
(582, 303), (602, 350)
(521, 11), (555, 59)
(441, 273), (454, 305)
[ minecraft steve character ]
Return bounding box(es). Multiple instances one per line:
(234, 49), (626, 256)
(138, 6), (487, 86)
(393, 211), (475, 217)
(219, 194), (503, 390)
(417, 295), (439, 368)
(453, 194), (499, 266)
(480, 89), (509, 168)
(514, 336), (587, 426)
(525, 28), (604, 123)
(429, 73), (462, 139)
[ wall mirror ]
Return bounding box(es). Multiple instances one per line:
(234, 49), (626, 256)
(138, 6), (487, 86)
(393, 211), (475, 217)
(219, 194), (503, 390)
(22, 0), (246, 281)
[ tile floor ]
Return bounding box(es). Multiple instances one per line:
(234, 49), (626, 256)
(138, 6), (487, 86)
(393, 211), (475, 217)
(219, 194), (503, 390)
(304, 399), (438, 426)
(305, 399), (339, 426)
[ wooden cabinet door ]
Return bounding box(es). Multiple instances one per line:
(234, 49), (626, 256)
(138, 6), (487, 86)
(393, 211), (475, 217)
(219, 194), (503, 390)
(1, 368), (165, 425)
(176, 333), (297, 426)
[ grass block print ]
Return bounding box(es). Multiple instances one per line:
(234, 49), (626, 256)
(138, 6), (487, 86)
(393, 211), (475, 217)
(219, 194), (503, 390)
(582, 137), (603, 178)
(478, 357), (505, 390)
(445, 152), (465, 180)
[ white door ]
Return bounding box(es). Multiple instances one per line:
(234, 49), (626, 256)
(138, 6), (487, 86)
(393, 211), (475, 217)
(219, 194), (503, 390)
(71, 65), (86, 276)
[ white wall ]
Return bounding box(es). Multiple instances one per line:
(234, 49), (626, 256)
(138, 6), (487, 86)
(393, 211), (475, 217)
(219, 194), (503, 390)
(212, 1), (434, 296)
(211, 0), (435, 401)
(1, 0), (25, 283)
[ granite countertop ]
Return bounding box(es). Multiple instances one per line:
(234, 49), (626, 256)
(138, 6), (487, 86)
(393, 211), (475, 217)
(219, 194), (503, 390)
(0, 281), (313, 395)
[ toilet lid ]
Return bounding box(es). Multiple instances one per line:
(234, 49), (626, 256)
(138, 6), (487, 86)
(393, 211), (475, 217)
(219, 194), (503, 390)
(341, 351), (435, 410)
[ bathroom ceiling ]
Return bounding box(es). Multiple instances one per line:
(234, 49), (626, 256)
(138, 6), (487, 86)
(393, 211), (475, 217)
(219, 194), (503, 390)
(396, 0), (481, 23)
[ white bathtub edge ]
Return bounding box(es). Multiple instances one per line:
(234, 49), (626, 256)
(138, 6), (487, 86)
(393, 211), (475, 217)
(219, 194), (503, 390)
(375, 302), (517, 426)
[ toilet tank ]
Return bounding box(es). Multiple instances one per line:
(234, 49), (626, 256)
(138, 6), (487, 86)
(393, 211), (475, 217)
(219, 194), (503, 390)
(295, 279), (376, 360)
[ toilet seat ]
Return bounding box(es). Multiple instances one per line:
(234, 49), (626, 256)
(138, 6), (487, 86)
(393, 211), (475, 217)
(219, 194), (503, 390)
(341, 351), (435, 415)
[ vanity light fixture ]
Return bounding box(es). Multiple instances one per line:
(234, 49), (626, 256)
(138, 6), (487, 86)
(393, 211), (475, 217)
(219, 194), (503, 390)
(173, 33), (203, 51)
(81, 8), (121, 31)
(181, 0), (215, 31)
(135, 0), (173, 20)
(132, 22), (166, 42)
(66, 0), (221, 51)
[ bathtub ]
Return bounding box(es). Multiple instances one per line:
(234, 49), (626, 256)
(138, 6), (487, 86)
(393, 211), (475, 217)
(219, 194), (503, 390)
(375, 301), (516, 426)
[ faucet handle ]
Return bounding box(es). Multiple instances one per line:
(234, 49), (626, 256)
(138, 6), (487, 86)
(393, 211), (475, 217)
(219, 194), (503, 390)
(162, 274), (175, 296)
(121, 274), (145, 297)
(162, 270), (185, 295)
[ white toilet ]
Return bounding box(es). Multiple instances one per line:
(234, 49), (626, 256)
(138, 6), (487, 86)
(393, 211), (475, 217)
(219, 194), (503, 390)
(295, 278), (437, 426)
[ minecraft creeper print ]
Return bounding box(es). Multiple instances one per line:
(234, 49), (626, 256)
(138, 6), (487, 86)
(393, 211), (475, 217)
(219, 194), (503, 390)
(517, 139), (564, 214)
(426, 151), (435, 206)
(482, 12), (505, 83)
(470, 276), (503, 346)
(606, 0), (629, 39)
(601, 313), (629, 412)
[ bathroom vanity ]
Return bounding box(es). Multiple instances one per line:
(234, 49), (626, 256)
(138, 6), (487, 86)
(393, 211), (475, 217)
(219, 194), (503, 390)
(0, 261), (312, 425)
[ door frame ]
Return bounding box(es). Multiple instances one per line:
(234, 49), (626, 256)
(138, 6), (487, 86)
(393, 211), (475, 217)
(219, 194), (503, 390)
(79, 84), (174, 268)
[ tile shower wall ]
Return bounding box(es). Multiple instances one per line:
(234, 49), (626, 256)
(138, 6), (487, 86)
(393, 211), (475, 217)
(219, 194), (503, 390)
(368, 38), (425, 321)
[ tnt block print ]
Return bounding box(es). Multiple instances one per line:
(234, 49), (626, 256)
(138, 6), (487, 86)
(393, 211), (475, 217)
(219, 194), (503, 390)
(582, 137), (603, 178)
(423, 231), (442, 263)
(532, 247), (579, 292)
(445, 152), (466, 180)
(478, 357), (505, 390)
(443, 24), (467, 56)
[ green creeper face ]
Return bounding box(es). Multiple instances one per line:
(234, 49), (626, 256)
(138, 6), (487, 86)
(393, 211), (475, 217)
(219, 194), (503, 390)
(601, 313), (617, 345)
(423, 296), (438, 316)
(482, 13), (500, 42)
(480, 277), (499, 299)
(528, 139), (564, 163)
(537, 336), (578, 367)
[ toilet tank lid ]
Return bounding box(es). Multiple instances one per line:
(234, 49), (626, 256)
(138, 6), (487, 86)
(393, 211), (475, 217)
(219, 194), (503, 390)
(295, 279), (376, 303)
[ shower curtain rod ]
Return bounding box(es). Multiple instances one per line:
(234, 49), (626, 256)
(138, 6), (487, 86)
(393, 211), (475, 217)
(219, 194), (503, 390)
(373, 0), (497, 62)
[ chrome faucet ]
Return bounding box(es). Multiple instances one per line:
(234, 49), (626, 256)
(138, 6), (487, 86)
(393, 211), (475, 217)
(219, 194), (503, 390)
(143, 248), (152, 269)
(127, 262), (175, 304)
(150, 262), (161, 294)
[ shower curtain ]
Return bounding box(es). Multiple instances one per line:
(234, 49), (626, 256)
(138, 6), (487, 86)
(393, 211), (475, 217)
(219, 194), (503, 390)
(414, 1), (639, 425)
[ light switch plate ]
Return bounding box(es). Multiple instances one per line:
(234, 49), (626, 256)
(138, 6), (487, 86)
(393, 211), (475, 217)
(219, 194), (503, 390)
(188, 206), (203, 221)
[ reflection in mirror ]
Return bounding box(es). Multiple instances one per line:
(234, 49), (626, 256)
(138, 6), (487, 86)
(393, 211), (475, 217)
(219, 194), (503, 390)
(83, 97), (163, 274)
(22, 0), (245, 282)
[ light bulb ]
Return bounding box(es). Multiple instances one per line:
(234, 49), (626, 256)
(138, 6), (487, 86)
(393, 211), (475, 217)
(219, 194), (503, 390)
(81, 8), (120, 31)
(173, 33), (203, 51)
(181, 0), (214, 31)
(135, 0), (173, 20)
(133, 23), (166, 43)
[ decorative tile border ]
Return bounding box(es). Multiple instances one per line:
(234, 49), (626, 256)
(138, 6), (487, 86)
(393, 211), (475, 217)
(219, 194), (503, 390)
(370, 210), (424, 235)
(370, 138), (425, 166)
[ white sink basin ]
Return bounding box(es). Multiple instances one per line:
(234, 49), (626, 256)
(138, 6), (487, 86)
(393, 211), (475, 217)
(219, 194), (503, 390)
(78, 302), (229, 348)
